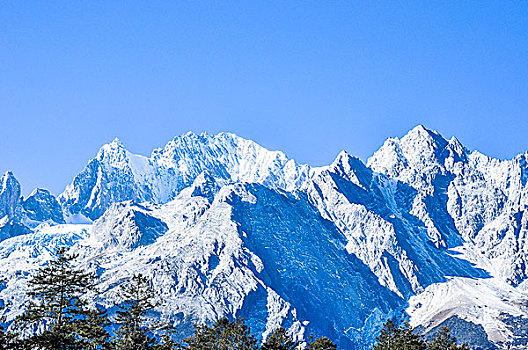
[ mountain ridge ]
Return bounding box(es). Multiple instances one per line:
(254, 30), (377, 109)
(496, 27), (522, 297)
(1, 125), (528, 349)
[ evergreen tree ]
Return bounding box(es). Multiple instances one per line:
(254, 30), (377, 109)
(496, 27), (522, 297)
(0, 303), (19, 349)
(395, 320), (426, 350)
(113, 274), (159, 350)
(261, 327), (298, 350)
(76, 306), (112, 350)
(372, 319), (426, 350)
(16, 247), (101, 350)
(153, 332), (179, 350)
(427, 326), (469, 350)
(372, 320), (398, 350)
(181, 317), (258, 350)
(0, 277), (19, 349)
(306, 334), (337, 350)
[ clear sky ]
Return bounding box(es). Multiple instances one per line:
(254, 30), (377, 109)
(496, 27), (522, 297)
(1, 2), (527, 195)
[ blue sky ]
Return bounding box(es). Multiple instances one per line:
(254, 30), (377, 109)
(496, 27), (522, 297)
(1, 1), (527, 195)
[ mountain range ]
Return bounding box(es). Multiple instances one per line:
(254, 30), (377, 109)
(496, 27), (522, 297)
(1, 126), (528, 349)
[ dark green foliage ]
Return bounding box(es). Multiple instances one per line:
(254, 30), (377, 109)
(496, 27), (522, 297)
(77, 307), (113, 350)
(306, 334), (337, 350)
(15, 247), (108, 350)
(372, 319), (398, 350)
(113, 274), (159, 350)
(372, 320), (469, 350)
(0, 319), (19, 350)
(427, 326), (469, 350)
(261, 327), (298, 350)
(0, 278), (20, 350)
(153, 332), (179, 350)
(181, 317), (258, 350)
(372, 319), (426, 350)
(397, 320), (427, 350)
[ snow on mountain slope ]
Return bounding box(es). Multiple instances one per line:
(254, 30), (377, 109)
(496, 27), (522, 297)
(59, 133), (312, 220)
(3, 127), (528, 349)
(305, 150), (487, 299)
(367, 125), (528, 348)
(368, 126), (528, 282)
(0, 181), (402, 349)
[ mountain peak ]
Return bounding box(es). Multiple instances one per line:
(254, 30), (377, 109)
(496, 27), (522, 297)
(22, 188), (65, 224)
(367, 126), (459, 182)
(335, 150), (351, 162)
(190, 171), (220, 203)
(111, 137), (124, 146)
(1, 171), (17, 185)
(331, 150), (365, 171)
(444, 136), (469, 163)
(401, 125), (448, 150)
(96, 138), (130, 166)
(105, 137), (126, 150)
(1, 171), (20, 193)
(410, 124), (429, 133)
(0, 171), (21, 219)
(447, 136), (466, 152)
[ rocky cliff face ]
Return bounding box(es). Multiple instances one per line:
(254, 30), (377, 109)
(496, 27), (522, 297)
(1, 126), (528, 349)
(23, 188), (65, 224)
(0, 171), (21, 219)
(0, 172), (64, 239)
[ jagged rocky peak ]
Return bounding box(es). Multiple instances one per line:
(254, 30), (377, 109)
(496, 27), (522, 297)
(368, 125), (443, 172)
(0, 172), (33, 240)
(367, 125), (469, 186)
(329, 151), (373, 189)
(445, 136), (468, 160)
(399, 124), (449, 155)
(22, 188), (65, 224)
(59, 137), (157, 221)
(153, 131), (270, 160)
(189, 171), (220, 203)
(94, 137), (154, 177)
(0, 171), (21, 219)
(92, 201), (168, 250)
(96, 137), (129, 165)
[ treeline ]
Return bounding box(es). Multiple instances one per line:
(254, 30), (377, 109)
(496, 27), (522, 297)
(372, 320), (469, 350)
(0, 248), (468, 350)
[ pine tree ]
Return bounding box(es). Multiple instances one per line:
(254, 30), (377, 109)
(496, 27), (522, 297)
(76, 306), (112, 350)
(261, 327), (298, 350)
(0, 293), (19, 350)
(16, 247), (100, 350)
(427, 326), (469, 350)
(113, 274), (159, 350)
(372, 319), (426, 350)
(372, 319), (398, 350)
(306, 334), (337, 350)
(395, 320), (426, 350)
(153, 332), (179, 350)
(181, 317), (258, 350)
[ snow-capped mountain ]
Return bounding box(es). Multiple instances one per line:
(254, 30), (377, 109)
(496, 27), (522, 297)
(2, 126), (528, 349)
(59, 133), (312, 221)
(0, 172), (64, 240)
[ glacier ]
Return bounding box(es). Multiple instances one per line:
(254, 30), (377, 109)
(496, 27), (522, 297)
(1, 126), (528, 349)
